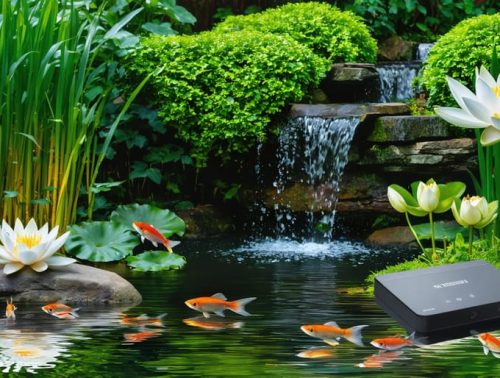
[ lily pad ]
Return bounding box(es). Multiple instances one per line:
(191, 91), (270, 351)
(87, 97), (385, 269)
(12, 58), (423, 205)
(65, 221), (139, 262)
(414, 221), (467, 241)
(111, 203), (185, 237)
(126, 251), (186, 271)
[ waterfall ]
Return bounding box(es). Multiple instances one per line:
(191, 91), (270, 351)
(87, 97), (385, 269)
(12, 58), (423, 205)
(270, 116), (360, 240)
(416, 43), (434, 62)
(377, 63), (419, 102)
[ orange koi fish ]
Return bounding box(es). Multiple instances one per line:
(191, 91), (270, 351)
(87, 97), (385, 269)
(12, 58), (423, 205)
(297, 347), (335, 359)
(356, 351), (404, 368)
(370, 334), (414, 351)
(301, 322), (368, 346)
(120, 313), (166, 328)
(478, 333), (500, 358)
(123, 329), (163, 343)
(184, 293), (256, 318)
(183, 316), (244, 331)
(41, 303), (80, 319)
(5, 297), (17, 320)
(132, 221), (180, 253)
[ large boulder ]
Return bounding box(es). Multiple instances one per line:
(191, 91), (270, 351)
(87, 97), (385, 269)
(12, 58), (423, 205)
(366, 226), (415, 246)
(0, 264), (142, 304)
(368, 116), (453, 142)
(378, 36), (417, 61)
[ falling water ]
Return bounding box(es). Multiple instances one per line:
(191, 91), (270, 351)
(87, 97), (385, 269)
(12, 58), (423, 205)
(416, 43), (434, 62)
(271, 116), (360, 240)
(377, 63), (420, 102)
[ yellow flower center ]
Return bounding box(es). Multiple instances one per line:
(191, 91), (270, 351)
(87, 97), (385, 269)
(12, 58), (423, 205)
(14, 348), (41, 358)
(17, 234), (42, 249)
(494, 85), (500, 98)
(493, 112), (500, 119)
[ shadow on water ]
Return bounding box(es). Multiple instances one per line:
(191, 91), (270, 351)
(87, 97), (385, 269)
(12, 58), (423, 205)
(0, 237), (498, 376)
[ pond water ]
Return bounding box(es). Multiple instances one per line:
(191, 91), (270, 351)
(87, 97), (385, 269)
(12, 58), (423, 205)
(0, 238), (499, 377)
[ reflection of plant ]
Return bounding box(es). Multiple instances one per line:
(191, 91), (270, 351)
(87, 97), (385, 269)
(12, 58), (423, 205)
(0, 219), (73, 275)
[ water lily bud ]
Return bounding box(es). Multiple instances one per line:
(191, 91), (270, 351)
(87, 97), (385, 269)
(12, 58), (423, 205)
(417, 180), (440, 212)
(387, 187), (407, 213)
(459, 197), (482, 225)
(452, 196), (498, 229)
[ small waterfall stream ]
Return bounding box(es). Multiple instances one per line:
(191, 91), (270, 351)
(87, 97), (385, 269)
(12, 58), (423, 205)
(264, 116), (360, 240)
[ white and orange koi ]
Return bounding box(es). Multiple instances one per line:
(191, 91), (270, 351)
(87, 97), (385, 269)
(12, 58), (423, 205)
(5, 297), (16, 320)
(41, 303), (80, 319)
(301, 322), (368, 346)
(185, 293), (256, 319)
(370, 334), (414, 351)
(132, 221), (180, 253)
(478, 333), (500, 358)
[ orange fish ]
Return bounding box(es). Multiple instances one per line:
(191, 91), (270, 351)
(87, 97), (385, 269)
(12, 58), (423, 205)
(132, 221), (180, 253)
(123, 329), (163, 343)
(356, 351), (404, 368)
(297, 347), (335, 359)
(41, 303), (80, 319)
(370, 334), (414, 351)
(120, 313), (166, 328)
(185, 293), (256, 318)
(183, 316), (244, 331)
(478, 333), (500, 358)
(5, 297), (17, 320)
(301, 322), (368, 346)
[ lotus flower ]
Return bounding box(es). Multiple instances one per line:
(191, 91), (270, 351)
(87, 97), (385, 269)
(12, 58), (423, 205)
(416, 179), (440, 212)
(387, 186), (408, 213)
(451, 196), (498, 229)
(435, 66), (500, 146)
(0, 219), (75, 275)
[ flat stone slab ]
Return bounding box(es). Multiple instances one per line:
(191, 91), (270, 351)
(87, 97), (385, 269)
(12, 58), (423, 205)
(290, 103), (409, 119)
(368, 116), (452, 142)
(0, 264), (142, 304)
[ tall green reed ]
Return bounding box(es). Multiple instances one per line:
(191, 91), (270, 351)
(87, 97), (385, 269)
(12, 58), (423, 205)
(0, 0), (149, 231)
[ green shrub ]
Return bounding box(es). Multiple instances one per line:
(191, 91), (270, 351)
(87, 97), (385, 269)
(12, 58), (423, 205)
(127, 30), (330, 166)
(214, 2), (377, 63)
(419, 13), (500, 107)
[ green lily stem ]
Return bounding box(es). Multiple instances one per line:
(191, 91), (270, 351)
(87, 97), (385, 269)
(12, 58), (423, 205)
(405, 212), (425, 254)
(468, 226), (474, 255)
(429, 212), (436, 262)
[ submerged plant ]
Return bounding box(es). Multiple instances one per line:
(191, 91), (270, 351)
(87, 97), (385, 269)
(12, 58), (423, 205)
(0, 219), (73, 275)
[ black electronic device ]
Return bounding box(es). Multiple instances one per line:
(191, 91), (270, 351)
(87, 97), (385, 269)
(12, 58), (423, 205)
(375, 260), (500, 334)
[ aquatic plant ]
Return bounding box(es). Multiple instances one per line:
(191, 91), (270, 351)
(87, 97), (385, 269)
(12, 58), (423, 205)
(0, 219), (73, 275)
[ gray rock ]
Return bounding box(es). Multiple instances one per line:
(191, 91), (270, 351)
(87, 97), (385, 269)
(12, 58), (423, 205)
(378, 36), (417, 61)
(290, 103), (409, 119)
(368, 116), (452, 142)
(0, 264), (142, 304)
(366, 226), (415, 246)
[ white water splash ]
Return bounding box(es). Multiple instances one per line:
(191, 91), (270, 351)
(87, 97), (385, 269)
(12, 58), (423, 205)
(416, 43), (434, 62)
(377, 63), (419, 102)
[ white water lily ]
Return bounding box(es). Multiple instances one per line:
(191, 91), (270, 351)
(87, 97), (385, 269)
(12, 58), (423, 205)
(0, 219), (74, 275)
(435, 66), (500, 146)
(451, 196), (498, 229)
(416, 180), (440, 212)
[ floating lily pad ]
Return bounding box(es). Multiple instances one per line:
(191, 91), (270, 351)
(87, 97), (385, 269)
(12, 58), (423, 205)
(414, 221), (467, 241)
(126, 251), (186, 271)
(110, 203), (185, 237)
(66, 221), (139, 262)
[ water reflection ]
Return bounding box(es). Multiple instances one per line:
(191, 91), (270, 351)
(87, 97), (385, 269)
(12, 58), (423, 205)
(183, 316), (244, 331)
(297, 347), (335, 359)
(123, 329), (164, 344)
(355, 350), (405, 368)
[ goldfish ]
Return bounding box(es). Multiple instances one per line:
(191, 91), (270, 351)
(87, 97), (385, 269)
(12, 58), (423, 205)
(184, 293), (256, 318)
(183, 316), (244, 331)
(296, 347), (335, 359)
(478, 333), (500, 358)
(132, 221), (180, 253)
(300, 321), (368, 346)
(370, 334), (414, 351)
(356, 351), (404, 368)
(123, 329), (163, 343)
(5, 297), (17, 320)
(41, 303), (80, 319)
(120, 313), (166, 328)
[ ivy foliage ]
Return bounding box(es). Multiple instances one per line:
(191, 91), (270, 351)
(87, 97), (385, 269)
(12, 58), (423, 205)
(418, 13), (500, 107)
(214, 2), (377, 64)
(127, 30), (329, 166)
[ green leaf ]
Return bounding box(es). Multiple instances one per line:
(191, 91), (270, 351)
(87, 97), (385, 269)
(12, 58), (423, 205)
(142, 22), (176, 36)
(110, 203), (185, 237)
(434, 181), (466, 213)
(90, 181), (125, 194)
(413, 221), (467, 241)
(65, 222), (138, 262)
(126, 251), (186, 271)
(31, 198), (50, 205)
(129, 161), (162, 184)
(4, 191), (18, 198)
(104, 7), (143, 39)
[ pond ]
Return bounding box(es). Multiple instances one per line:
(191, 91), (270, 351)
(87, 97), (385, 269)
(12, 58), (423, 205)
(0, 237), (498, 376)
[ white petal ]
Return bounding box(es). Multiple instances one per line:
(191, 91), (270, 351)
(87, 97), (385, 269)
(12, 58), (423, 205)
(0, 220), (15, 251)
(446, 76), (476, 111)
(41, 231), (70, 259)
(476, 77), (500, 111)
(462, 97), (494, 124)
(479, 66), (496, 87)
(14, 218), (24, 234)
(480, 127), (500, 146)
(0, 246), (15, 261)
(18, 247), (40, 265)
(45, 256), (76, 266)
(30, 260), (48, 272)
(491, 116), (500, 130)
(25, 218), (39, 234)
(38, 223), (49, 240)
(435, 107), (488, 128)
(44, 225), (59, 244)
(3, 262), (24, 275)
(2, 219), (14, 236)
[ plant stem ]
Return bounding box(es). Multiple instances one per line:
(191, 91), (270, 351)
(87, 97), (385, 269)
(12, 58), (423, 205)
(429, 212), (436, 262)
(468, 226), (474, 255)
(405, 212), (425, 254)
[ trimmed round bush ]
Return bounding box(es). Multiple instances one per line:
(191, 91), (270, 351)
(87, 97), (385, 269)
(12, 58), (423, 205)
(419, 13), (500, 107)
(214, 2), (377, 64)
(127, 31), (330, 166)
